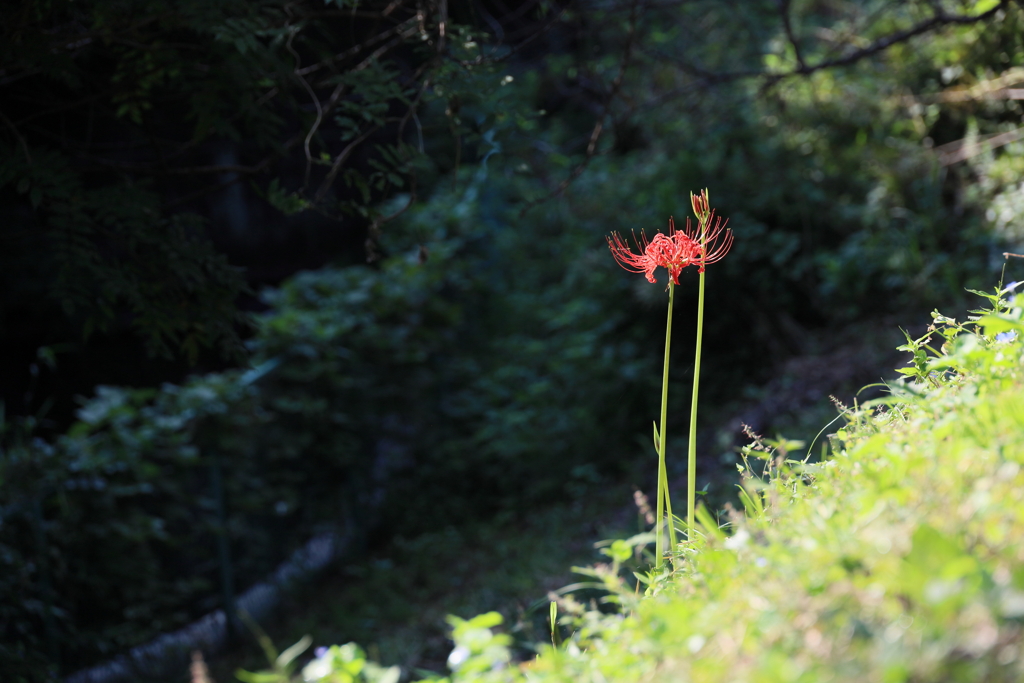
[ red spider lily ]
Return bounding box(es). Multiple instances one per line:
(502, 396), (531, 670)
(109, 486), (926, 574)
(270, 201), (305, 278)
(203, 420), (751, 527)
(607, 211), (733, 283)
(687, 215), (733, 273)
(607, 224), (700, 285)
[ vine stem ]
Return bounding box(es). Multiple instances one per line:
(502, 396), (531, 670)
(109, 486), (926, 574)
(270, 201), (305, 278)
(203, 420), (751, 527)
(655, 281), (678, 567)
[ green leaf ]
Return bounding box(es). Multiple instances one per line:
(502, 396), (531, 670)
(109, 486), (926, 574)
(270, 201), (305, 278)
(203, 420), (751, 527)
(738, 486), (764, 518)
(466, 611), (503, 629)
(601, 539), (633, 563)
(276, 634), (312, 668)
(235, 669), (285, 683)
(695, 503), (725, 542)
(549, 601), (562, 647)
(977, 315), (1024, 336)
(370, 666), (401, 683)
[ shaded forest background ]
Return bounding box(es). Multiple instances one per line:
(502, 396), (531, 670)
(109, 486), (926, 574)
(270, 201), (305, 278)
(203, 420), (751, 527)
(2, 0), (1023, 679)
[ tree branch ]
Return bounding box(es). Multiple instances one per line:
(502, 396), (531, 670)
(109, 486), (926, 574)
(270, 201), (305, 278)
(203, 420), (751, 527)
(641, 0), (1008, 108)
(313, 128), (380, 203)
(777, 0), (806, 72)
(769, 0), (1009, 82)
(0, 109), (32, 165)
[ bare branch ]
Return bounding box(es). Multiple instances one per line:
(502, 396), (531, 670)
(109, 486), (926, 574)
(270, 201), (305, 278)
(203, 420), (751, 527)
(769, 0), (1009, 82)
(0, 109), (33, 165)
(314, 127), (380, 203)
(641, 1), (1009, 109)
(934, 126), (1024, 166)
(295, 16), (419, 78)
(483, 1), (571, 64)
(908, 66), (1024, 103)
(91, 159), (274, 175)
(776, 0), (806, 72)
(162, 134), (304, 209)
(285, 27), (324, 187)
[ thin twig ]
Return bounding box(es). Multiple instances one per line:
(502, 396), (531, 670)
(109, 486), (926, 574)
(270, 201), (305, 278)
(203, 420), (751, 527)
(295, 16), (418, 77)
(777, 0), (806, 71)
(285, 27), (323, 187)
(313, 127), (379, 203)
(934, 127), (1024, 166)
(0, 109), (32, 165)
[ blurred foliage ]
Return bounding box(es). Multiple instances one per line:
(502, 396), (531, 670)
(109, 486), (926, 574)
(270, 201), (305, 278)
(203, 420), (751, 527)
(0, 165), (657, 676)
(209, 491), (637, 682)
(514, 0), (1024, 325)
(0, 370), (364, 677)
(6, 0), (1019, 365)
(0, 0), (527, 362)
(248, 158), (668, 522)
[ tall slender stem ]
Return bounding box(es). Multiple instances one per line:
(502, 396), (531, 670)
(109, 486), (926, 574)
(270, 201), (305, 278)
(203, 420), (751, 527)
(655, 282), (678, 567)
(688, 270), (706, 540)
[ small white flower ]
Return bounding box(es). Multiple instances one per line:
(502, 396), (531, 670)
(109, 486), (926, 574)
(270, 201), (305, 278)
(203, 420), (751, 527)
(302, 655), (332, 681)
(447, 645), (471, 670)
(723, 528), (750, 550)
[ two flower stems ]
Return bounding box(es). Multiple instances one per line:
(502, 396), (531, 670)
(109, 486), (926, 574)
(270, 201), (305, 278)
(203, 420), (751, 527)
(656, 259), (706, 568)
(608, 190), (730, 569)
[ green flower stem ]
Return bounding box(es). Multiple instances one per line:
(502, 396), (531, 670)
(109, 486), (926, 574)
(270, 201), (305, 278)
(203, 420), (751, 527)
(655, 282), (679, 567)
(688, 269), (706, 541)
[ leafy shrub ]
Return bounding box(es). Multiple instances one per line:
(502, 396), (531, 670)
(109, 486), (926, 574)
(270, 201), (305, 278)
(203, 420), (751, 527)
(376, 283), (1024, 682)
(0, 369), (364, 676)
(7, 3), (1024, 679)
(250, 172), (658, 524)
(0, 167), (660, 676)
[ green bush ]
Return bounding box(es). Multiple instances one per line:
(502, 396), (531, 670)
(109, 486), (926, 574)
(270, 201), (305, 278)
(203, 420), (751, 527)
(357, 283), (1024, 683)
(0, 168), (659, 676)
(250, 172), (658, 523)
(0, 366), (372, 675)
(6, 3), (1024, 679)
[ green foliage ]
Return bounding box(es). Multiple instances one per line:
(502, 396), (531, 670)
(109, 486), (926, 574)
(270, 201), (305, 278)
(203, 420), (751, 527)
(3, 0), (1020, 363)
(0, 367), (364, 674)
(0, 0), (513, 360)
(512, 1), (1021, 328)
(298, 643), (400, 683)
(250, 169), (655, 522)
(439, 286), (1024, 681)
(7, 1), (1024, 677)
(0, 165), (656, 675)
(279, 284), (1024, 682)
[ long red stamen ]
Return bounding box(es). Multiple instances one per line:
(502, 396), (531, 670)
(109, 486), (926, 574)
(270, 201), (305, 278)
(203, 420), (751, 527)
(607, 195), (733, 281)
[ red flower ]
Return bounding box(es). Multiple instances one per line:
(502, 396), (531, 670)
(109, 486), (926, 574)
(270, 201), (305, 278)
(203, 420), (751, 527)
(607, 210), (733, 283)
(607, 224), (698, 285)
(689, 219), (733, 274)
